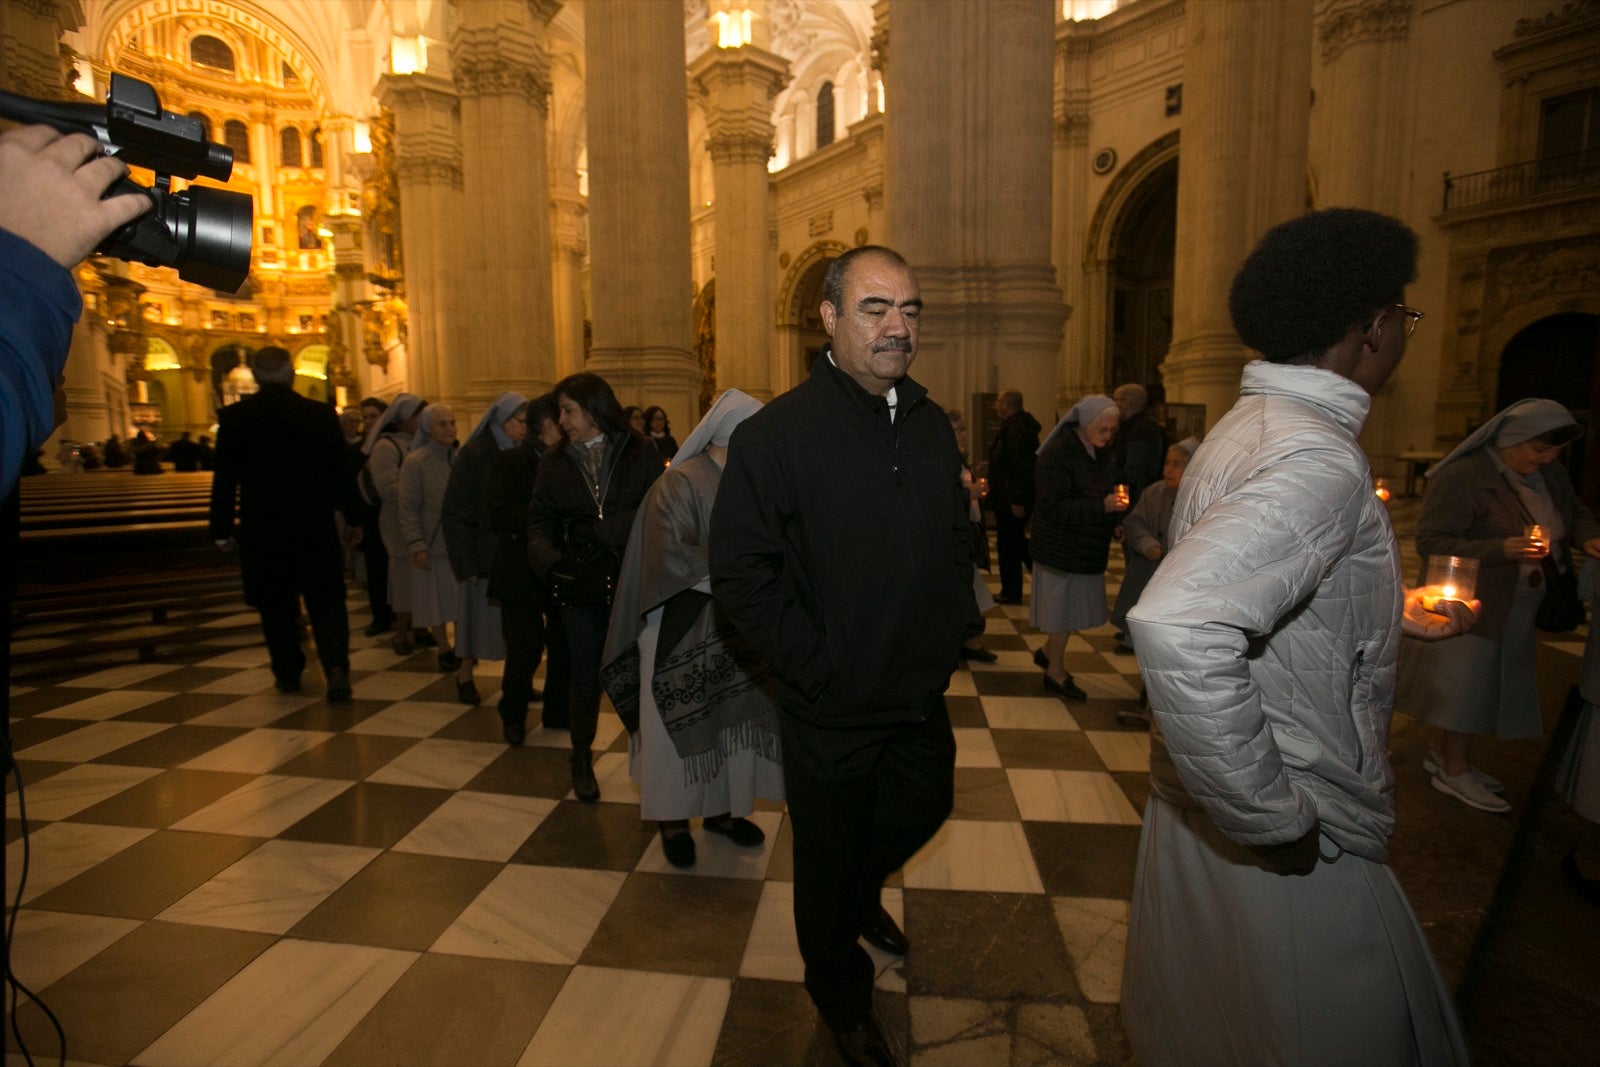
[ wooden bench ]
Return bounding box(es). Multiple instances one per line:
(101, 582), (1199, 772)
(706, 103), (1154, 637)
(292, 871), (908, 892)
(15, 470), (221, 580)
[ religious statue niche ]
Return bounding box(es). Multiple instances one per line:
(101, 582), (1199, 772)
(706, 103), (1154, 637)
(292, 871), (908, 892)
(297, 204), (321, 249)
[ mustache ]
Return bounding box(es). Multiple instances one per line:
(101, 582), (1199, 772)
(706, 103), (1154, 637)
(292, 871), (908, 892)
(873, 338), (913, 353)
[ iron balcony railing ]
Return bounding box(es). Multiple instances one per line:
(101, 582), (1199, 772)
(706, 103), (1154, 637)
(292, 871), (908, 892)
(1443, 150), (1600, 213)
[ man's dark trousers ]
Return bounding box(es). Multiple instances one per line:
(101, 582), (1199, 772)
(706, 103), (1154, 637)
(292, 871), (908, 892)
(500, 599), (571, 729)
(780, 698), (956, 1028)
(360, 508), (392, 627)
(994, 507), (1030, 601)
(245, 540), (349, 685)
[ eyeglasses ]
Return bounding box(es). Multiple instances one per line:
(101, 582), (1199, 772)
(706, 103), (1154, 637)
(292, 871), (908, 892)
(1367, 304), (1424, 345)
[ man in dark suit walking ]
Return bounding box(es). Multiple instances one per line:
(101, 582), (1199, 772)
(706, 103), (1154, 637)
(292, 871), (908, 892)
(209, 346), (357, 700)
(987, 389), (1041, 604)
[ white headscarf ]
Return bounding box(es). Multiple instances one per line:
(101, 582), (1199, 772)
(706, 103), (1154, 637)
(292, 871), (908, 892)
(674, 390), (764, 464)
(361, 393), (425, 454)
(467, 391), (528, 451)
(413, 403), (455, 449)
(1174, 436), (1201, 456)
(1038, 395), (1118, 455)
(1427, 398), (1579, 479)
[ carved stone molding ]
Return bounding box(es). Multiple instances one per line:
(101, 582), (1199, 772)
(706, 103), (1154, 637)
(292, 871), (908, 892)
(1056, 111), (1090, 147)
(1489, 238), (1600, 316)
(1515, 0), (1600, 38)
(454, 53), (552, 109)
(394, 153), (464, 190)
(706, 131), (774, 165)
(1318, 0), (1412, 63)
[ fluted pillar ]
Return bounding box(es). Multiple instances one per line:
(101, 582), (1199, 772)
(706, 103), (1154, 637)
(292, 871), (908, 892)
(1053, 22), (1094, 410)
(1312, 0), (1414, 473)
(377, 72), (463, 405)
(451, 0), (562, 409)
(550, 184), (588, 380)
(885, 0), (1068, 420)
(583, 0), (699, 430)
(1162, 0), (1313, 428)
(691, 43), (788, 401)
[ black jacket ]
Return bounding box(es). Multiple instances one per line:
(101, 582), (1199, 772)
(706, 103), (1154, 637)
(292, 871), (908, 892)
(709, 350), (981, 727)
(527, 431), (663, 580)
(987, 409), (1042, 513)
(441, 432), (502, 583)
(487, 439), (545, 603)
(1113, 414), (1166, 508)
(1031, 428), (1121, 574)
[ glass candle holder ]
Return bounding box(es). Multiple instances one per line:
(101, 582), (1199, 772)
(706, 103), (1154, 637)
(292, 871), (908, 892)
(1526, 524), (1547, 552)
(1423, 555), (1479, 608)
(1113, 483), (1130, 507)
(1373, 478), (1391, 503)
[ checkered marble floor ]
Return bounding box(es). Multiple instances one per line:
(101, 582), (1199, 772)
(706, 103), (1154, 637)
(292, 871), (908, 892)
(6, 552), (1153, 1067)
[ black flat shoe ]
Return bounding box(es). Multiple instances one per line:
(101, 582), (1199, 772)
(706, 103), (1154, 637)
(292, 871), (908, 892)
(1043, 674), (1087, 702)
(325, 667), (352, 703)
(274, 675), (302, 694)
(570, 750), (600, 802)
(1032, 648), (1050, 671)
(994, 593), (1022, 605)
(661, 828), (696, 868)
(456, 679), (480, 705)
(832, 1018), (898, 1067)
(437, 651), (462, 673)
(860, 904), (909, 956)
(501, 716), (525, 746)
(704, 815), (765, 847)
(414, 629), (438, 648)
(959, 645), (998, 663)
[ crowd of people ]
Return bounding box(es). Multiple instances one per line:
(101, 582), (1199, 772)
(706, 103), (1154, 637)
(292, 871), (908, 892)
(7, 113), (1600, 1066)
(32, 427), (213, 475)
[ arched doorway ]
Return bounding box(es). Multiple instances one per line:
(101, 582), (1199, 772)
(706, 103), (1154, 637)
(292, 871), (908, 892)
(1496, 312), (1599, 500)
(776, 240), (848, 393)
(210, 343), (255, 408)
(1106, 157), (1177, 394)
(790, 258), (830, 379)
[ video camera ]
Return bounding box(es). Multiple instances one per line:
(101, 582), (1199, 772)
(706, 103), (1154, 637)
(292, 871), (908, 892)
(0, 73), (253, 293)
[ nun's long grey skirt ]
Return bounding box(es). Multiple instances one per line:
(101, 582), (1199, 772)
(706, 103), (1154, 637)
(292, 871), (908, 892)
(1122, 797), (1467, 1067)
(1029, 562), (1107, 633)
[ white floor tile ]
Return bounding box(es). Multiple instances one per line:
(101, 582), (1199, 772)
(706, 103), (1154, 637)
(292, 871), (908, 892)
(345, 701), (469, 738)
(431, 865), (627, 964)
(4, 822), (153, 904)
(519, 966), (729, 1067)
(187, 692), (318, 728)
(36, 689), (173, 722)
(193, 667), (279, 695)
(12, 763), (162, 820)
(1006, 769), (1142, 825)
(953, 727), (1002, 768)
(56, 663), (181, 690)
(633, 811), (784, 879)
(179, 728), (336, 774)
(979, 696), (1081, 731)
(901, 820), (1044, 894)
(8, 909), (142, 991)
(365, 738), (507, 790)
(1051, 896), (1128, 1005)
(172, 775), (354, 838)
(131, 939), (415, 1067)
(157, 840), (379, 934)
(392, 792), (557, 862)
(13, 720), (171, 763)
(1082, 730), (1150, 773)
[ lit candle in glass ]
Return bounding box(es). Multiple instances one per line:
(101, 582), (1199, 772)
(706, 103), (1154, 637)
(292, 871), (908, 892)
(1373, 478), (1391, 503)
(1423, 555), (1479, 609)
(1526, 524), (1546, 552)
(1113, 483), (1130, 508)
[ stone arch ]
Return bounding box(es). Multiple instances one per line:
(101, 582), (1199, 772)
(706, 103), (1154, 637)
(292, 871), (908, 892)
(776, 240), (849, 389)
(777, 239), (851, 322)
(1083, 131), (1180, 273)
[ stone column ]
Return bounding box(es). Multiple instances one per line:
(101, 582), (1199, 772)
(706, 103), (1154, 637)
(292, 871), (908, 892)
(550, 183), (588, 380)
(885, 0), (1068, 421)
(1312, 0), (1415, 473)
(1162, 0), (1314, 428)
(690, 42), (789, 401)
(583, 0), (699, 430)
(1053, 22), (1094, 410)
(377, 72), (463, 405)
(451, 0), (562, 409)
(0, 0), (67, 98)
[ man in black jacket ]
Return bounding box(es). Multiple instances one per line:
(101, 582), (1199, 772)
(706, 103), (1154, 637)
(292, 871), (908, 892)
(209, 347), (358, 700)
(987, 388), (1041, 604)
(711, 246), (980, 1066)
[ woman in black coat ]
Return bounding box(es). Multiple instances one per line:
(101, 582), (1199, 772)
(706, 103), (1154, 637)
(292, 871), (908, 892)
(1029, 395), (1127, 702)
(529, 373), (663, 800)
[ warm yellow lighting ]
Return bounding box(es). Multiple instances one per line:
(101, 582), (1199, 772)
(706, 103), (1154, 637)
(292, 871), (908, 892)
(1064, 0), (1119, 20)
(711, 9), (754, 48)
(352, 121), (372, 153)
(390, 37), (427, 75)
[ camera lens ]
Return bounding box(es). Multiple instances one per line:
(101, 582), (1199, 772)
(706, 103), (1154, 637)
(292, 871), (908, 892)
(172, 185), (253, 292)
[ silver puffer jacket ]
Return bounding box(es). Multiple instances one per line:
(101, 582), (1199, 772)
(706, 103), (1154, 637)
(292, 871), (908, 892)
(1128, 361), (1403, 864)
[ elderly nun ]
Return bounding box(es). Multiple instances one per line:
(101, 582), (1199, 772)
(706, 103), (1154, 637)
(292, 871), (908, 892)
(1399, 398), (1600, 813)
(599, 391), (784, 869)
(362, 393), (428, 654)
(440, 391), (527, 706)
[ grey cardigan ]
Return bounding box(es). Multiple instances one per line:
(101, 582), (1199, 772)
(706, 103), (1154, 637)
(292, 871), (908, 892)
(1416, 450), (1598, 641)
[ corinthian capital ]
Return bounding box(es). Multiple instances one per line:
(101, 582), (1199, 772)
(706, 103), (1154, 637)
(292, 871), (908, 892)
(1318, 0), (1412, 63)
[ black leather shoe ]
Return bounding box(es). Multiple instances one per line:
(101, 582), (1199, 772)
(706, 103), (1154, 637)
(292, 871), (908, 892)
(860, 905), (908, 955)
(275, 675), (302, 694)
(437, 651), (462, 673)
(414, 629), (437, 648)
(1043, 674), (1087, 702)
(661, 826), (696, 868)
(704, 815), (765, 847)
(456, 679), (480, 705)
(994, 593), (1022, 605)
(363, 616), (394, 637)
(325, 668), (352, 703)
(958, 645), (998, 663)
(501, 716), (526, 746)
(571, 750), (600, 802)
(832, 1018), (898, 1067)
(1032, 648), (1050, 671)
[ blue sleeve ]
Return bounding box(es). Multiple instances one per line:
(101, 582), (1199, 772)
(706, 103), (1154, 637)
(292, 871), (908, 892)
(1, 228), (82, 501)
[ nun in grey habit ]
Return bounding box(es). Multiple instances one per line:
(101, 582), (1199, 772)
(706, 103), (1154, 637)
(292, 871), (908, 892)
(600, 390), (784, 868)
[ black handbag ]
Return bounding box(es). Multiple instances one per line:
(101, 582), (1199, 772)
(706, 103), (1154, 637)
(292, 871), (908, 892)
(1535, 551), (1584, 633)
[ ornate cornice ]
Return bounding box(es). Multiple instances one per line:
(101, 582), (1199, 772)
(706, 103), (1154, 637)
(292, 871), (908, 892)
(453, 47), (552, 109)
(1490, 238), (1600, 314)
(1056, 111), (1090, 147)
(394, 153), (464, 190)
(1318, 0), (1412, 63)
(706, 131), (774, 166)
(1515, 0), (1600, 38)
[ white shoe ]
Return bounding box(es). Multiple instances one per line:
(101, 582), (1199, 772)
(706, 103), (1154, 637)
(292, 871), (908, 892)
(1422, 747), (1503, 793)
(1431, 769), (1512, 813)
